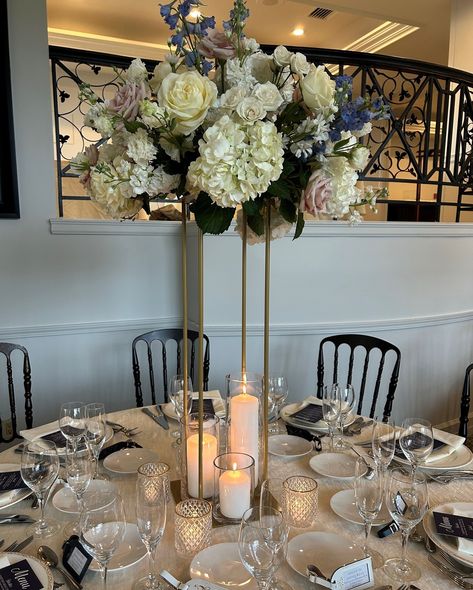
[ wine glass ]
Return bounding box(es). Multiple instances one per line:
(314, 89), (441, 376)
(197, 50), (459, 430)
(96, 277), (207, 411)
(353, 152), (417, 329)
(59, 402), (86, 452)
(134, 463), (167, 590)
(384, 468), (428, 582)
(322, 384), (341, 451)
(372, 418), (396, 480)
(64, 437), (92, 536)
(80, 485), (126, 589)
(268, 376), (289, 435)
(353, 457), (384, 569)
(85, 403), (108, 480)
(335, 385), (356, 449)
(169, 375), (193, 444)
(21, 440), (60, 537)
(239, 505), (289, 590)
(399, 418), (434, 475)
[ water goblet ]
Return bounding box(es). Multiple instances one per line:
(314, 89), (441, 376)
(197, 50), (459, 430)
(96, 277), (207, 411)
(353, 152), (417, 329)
(134, 463), (167, 590)
(384, 468), (428, 582)
(371, 418), (396, 481)
(335, 385), (356, 449)
(21, 440), (60, 537)
(399, 418), (433, 476)
(353, 457), (384, 569)
(59, 402), (86, 452)
(169, 375), (193, 444)
(268, 376), (289, 435)
(239, 505), (289, 590)
(85, 402), (108, 480)
(322, 384), (341, 451)
(64, 437), (92, 536)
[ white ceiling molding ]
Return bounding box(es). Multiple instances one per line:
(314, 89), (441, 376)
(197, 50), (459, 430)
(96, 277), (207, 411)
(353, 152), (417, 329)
(343, 21), (419, 54)
(48, 27), (168, 61)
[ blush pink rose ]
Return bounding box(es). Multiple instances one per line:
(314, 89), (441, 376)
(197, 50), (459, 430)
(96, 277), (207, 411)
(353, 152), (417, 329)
(300, 170), (332, 215)
(78, 145), (99, 189)
(199, 29), (236, 60)
(109, 81), (148, 121)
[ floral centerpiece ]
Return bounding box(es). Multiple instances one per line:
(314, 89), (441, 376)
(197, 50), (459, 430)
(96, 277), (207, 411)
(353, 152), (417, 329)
(72, 0), (389, 239)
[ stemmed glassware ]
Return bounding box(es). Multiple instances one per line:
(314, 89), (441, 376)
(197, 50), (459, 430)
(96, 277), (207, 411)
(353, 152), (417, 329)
(85, 402), (108, 480)
(59, 402), (86, 452)
(399, 418), (434, 475)
(322, 384), (341, 451)
(268, 376), (289, 435)
(353, 457), (384, 569)
(134, 463), (167, 590)
(80, 484), (126, 589)
(238, 505), (289, 590)
(384, 468), (429, 582)
(20, 440), (60, 537)
(336, 385), (356, 449)
(169, 375), (193, 444)
(371, 418), (396, 480)
(64, 437), (92, 536)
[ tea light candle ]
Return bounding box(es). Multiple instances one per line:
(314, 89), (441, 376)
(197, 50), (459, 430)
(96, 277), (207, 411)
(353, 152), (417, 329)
(187, 432), (218, 498)
(230, 392), (259, 480)
(219, 462), (251, 519)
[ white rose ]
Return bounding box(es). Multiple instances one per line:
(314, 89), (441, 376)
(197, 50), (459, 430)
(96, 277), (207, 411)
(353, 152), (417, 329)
(249, 53), (274, 83)
(158, 71), (217, 135)
(300, 64), (336, 113)
(150, 62), (173, 93)
(273, 45), (292, 67)
(252, 82), (283, 112)
(236, 97), (266, 123)
(220, 86), (248, 111)
(349, 146), (370, 170)
(126, 58), (148, 84)
(290, 52), (310, 76)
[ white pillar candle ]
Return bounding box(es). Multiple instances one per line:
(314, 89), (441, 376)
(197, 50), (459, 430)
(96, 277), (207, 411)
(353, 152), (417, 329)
(230, 393), (259, 481)
(219, 463), (251, 519)
(187, 432), (218, 499)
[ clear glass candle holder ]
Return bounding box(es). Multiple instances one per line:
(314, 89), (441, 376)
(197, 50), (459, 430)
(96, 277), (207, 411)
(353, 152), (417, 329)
(213, 452), (255, 523)
(282, 475), (318, 528)
(175, 498), (212, 556)
(137, 461), (170, 502)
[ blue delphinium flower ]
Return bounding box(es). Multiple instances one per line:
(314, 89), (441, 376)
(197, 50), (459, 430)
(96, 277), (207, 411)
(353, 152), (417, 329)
(171, 30), (185, 49)
(184, 51), (198, 67)
(202, 59), (213, 75)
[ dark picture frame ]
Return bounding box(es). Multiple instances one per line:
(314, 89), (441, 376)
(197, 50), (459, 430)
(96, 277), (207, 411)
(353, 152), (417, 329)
(0, 0), (19, 218)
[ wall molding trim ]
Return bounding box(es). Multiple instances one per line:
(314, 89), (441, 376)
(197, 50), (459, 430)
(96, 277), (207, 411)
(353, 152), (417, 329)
(49, 219), (182, 236)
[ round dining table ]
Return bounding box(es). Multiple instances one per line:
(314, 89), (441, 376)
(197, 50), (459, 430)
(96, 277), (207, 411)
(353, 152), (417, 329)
(1, 406), (472, 589)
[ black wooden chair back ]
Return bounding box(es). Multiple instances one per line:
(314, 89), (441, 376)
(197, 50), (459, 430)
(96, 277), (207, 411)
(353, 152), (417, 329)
(132, 329), (210, 406)
(316, 334), (401, 421)
(459, 363), (473, 437)
(0, 343), (33, 442)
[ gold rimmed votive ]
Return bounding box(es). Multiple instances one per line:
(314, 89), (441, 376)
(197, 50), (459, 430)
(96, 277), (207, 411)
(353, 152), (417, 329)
(174, 498), (212, 555)
(282, 475), (318, 528)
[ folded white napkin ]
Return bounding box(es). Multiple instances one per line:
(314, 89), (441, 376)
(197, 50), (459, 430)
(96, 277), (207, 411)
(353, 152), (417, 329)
(19, 420), (59, 442)
(453, 506), (473, 555)
(425, 428), (465, 464)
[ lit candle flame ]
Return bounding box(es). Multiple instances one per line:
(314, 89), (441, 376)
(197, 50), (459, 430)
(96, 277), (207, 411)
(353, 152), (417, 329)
(232, 462), (237, 471)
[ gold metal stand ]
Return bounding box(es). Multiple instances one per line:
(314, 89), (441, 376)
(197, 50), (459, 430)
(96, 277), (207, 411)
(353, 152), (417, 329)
(181, 201), (189, 421)
(197, 229), (204, 499)
(241, 210), (247, 374)
(262, 205), (271, 482)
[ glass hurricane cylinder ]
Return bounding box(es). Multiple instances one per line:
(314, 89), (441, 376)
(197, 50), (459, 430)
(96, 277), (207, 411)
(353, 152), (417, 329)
(175, 499), (212, 556)
(282, 476), (319, 528)
(213, 452), (255, 523)
(226, 372), (262, 482)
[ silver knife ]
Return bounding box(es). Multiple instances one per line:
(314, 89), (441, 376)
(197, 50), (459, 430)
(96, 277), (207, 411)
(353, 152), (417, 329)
(142, 407), (169, 430)
(0, 515), (36, 524)
(13, 534), (34, 552)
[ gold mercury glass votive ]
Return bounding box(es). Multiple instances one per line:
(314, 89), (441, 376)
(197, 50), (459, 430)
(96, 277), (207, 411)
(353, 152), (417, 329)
(175, 498), (212, 555)
(282, 475), (318, 528)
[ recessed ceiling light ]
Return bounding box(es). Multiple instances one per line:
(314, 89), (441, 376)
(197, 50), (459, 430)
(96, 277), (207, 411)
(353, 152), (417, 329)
(292, 27), (304, 36)
(189, 8), (201, 19)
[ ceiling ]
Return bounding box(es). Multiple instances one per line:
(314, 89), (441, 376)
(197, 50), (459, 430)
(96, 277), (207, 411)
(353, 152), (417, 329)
(46, 0), (452, 66)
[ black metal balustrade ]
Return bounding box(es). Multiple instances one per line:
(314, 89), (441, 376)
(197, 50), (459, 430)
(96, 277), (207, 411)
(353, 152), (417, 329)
(50, 45), (473, 222)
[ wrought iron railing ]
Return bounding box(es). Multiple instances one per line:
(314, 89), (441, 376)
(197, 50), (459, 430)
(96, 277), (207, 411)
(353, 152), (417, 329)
(50, 45), (473, 221)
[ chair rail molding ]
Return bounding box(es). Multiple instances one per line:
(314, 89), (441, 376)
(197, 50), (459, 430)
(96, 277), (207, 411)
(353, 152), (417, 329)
(49, 219), (182, 236)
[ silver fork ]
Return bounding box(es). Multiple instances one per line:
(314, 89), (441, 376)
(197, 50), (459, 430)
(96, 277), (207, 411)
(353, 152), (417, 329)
(436, 547), (473, 578)
(429, 554), (473, 588)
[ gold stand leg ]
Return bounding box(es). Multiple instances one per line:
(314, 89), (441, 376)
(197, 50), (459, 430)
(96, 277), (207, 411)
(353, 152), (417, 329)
(242, 210), (247, 375)
(197, 229), (204, 499)
(181, 201), (189, 421)
(263, 205), (271, 482)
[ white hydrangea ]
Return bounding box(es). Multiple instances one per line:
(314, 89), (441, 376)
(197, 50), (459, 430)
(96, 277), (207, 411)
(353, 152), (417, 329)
(148, 166), (180, 196)
(224, 57), (256, 89)
(187, 115), (284, 207)
(126, 128), (157, 164)
(126, 58), (149, 84)
(138, 100), (166, 129)
(322, 156), (361, 218)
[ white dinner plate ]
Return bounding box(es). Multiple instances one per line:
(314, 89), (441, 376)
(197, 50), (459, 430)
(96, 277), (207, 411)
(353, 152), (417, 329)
(393, 444), (473, 471)
(103, 448), (161, 474)
(423, 502), (473, 568)
(309, 452), (358, 480)
(161, 391), (226, 421)
(52, 479), (115, 514)
(287, 531), (364, 580)
(330, 489), (391, 526)
(88, 523), (147, 572)
(0, 552), (54, 589)
(0, 464), (32, 509)
(281, 397), (355, 433)
(190, 542), (257, 589)
(268, 435), (313, 458)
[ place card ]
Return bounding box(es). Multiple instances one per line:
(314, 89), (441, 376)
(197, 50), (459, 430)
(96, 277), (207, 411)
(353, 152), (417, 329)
(307, 557), (374, 589)
(0, 471), (27, 492)
(434, 511), (473, 540)
(289, 403), (324, 424)
(191, 399), (215, 415)
(0, 558), (43, 590)
(62, 535), (92, 583)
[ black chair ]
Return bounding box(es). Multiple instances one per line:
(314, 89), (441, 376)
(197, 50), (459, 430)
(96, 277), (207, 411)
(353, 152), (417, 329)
(459, 363), (473, 438)
(316, 334), (401, 421)
(0, 343), (33, 442)
(132, 329), (210, 407)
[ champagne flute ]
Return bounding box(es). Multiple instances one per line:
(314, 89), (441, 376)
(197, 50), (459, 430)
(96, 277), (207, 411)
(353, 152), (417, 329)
(85, 403), (108, 480)
(239, 506), (289, 590)
(399, 418), (434, 475)
(21, 440), (60, 537)
(59, 402), (86, 452)
(134, 463), (167, 590)
(372, 418), (396, 479)
(384, 468), (428, 582)
(64, 437), (92, 536)
(336, 385), (356, 449)
(322, 384), (340, 451)
(80, 485), (126, 589)
(353, 457), (384, 569)
(268, 376), (289, 435)
(169, 375), (193, 444)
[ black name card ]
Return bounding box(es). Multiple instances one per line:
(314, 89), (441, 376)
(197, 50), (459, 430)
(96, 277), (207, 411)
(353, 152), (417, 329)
(0, 559), (43, 590)
(434, 511), (473, 540)
(289, 403), (324, 424)
(191, 399), (215, 415)
(0, 471), (27, 492)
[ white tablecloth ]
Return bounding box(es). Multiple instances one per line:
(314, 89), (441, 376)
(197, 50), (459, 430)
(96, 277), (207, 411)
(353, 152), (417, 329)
(3, 408), (473, 589)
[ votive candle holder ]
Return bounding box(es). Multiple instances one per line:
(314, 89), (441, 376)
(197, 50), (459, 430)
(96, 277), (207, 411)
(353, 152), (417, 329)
(213, 452), (255, 523)
(137, 461), (170, 502)
(174, 498), (212, 556)
(282, 475), (318, 528)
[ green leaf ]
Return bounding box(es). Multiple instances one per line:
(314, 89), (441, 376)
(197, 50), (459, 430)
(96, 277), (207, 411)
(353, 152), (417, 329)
(279, 199), (297, 223)
(267, 179), (292, 199)
(242, 199), (262, 217)
(189, 193), (235, 235)
(333, 138), (351, 151)
(247, 211), (265, 236)
(293, 211), (305, 240)
(123, 120), (146, 133)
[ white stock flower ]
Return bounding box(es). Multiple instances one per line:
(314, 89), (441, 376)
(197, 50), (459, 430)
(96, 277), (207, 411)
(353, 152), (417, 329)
(349, 146), (370, 171)
(252, 82), (283, 112)
(225, 57), (256, 89)
(126, 58), (148, 84)
(187, 115), (284, 207)
(289, 114), (331, 158)
(126, 128), (157, 164)
(300, 64), (336, 114)
(273, 45), (292, 67)
(138, 100), (166, 128)
(243, 37), (260, 54)
(236, 97), (266, 123)
(149, 62), (173, 93)
(158, 71), (217, 135)
(290, 52), (310, 76)
(84, 102), (114, 138)
(220, 86), (249, 111)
